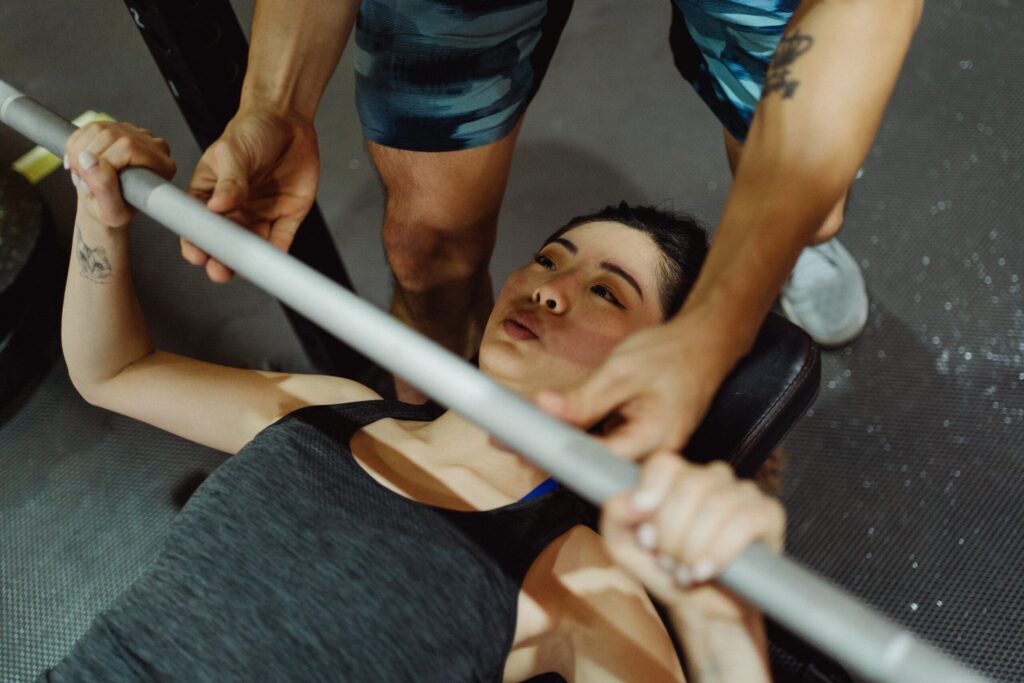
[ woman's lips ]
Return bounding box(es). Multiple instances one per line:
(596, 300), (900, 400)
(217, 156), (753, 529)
(503, 316), (539, 341)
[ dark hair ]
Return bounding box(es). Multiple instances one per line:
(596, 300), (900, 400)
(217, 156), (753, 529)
(544, 202), (709, 318)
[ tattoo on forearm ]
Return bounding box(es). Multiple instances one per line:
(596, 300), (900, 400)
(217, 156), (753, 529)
(76, 227), (113, 283)
(764, 30), (814, 99)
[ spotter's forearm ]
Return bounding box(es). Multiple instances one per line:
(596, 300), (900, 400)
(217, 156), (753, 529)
(675, 0), (922, 363)
(240, 0), (360, 119)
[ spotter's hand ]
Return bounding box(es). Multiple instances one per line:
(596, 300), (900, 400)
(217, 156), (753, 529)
(184, 109), (319, 282)
(536, 317), (731, 460)
(65, 121), (177, 228)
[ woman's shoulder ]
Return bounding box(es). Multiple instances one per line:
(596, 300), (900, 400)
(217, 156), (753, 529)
(249, 381), (444, 453)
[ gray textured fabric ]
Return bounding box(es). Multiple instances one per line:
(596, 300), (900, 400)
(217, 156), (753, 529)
(39, 401), (594, 682)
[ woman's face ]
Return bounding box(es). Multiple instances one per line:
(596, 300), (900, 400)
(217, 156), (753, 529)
(479, 220), (667, 396)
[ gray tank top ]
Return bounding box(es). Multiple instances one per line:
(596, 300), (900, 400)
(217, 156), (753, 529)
(40, 400), (597, 682)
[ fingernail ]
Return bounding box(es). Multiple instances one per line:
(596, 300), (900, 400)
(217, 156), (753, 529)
(70, 171), (80, 189)
(658, 554), (676, 572)
(692, 560), (716, 583)
(632, 488), (664, 512)
(635, 523), (657, 551)
(674, 566), (693, 587)
(63, 153), (69, 170)
(79, 150), (97, 171)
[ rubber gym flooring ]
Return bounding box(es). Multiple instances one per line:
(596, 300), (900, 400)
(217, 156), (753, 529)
(2, 1), (1022, 681)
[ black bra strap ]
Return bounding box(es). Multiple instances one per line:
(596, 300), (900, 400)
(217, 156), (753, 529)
(326, 398), (443, 428)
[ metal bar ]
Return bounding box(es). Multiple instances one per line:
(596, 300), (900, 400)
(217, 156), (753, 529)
(120, 0), (372, 379)
(0, 80), (992, 683)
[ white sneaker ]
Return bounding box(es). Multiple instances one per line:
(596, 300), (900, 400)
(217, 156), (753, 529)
(780, 239), (868, 347)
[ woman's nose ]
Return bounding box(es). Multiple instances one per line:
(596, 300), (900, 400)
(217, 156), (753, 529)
(533, 279), (568, 314)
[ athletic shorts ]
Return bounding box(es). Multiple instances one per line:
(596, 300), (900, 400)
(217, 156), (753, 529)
(353, 0), (797, 152)
(670, 0), (798, 142)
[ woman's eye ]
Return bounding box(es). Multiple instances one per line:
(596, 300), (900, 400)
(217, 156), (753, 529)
(592, 284), (623, 308)
(534, 253), (555, 270)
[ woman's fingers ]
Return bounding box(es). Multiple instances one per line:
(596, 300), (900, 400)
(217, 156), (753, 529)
(65, 122), (178, 228)
(98, 134), (177, 180)
(667, 476), (784, 586)
(652, 460), (733, 561)
(610, 455), (786, 585)
(680, 481), (766, 581)
(700, 495), (785, 576)
(75, 128), (131, 225)
(630, 452), (682, 514)
(77, 155), (133, 227)
(602, 454), (787, 613)
(601, 454), (678, 550)
(600, 456), (687, 603)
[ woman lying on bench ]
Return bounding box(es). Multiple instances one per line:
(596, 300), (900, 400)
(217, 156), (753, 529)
(47, 121), (784, 682)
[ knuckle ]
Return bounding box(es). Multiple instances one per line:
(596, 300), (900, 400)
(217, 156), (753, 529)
(697, 498), (719, 519)
(675, 471), (703, 497)
(105, 137), (132, 161)
(95, 128), (117, 148)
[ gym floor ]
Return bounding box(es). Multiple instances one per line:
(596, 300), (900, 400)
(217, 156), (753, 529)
(2, 1), (1022, 681)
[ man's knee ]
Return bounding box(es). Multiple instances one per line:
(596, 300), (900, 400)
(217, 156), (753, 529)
(382, 209), (497, 293)
(368, 135), (518, 292)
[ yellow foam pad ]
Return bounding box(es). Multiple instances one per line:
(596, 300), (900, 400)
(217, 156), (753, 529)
(11, 111), (115, 185)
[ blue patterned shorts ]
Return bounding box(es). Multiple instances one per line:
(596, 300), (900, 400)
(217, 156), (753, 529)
(670, 0), (798, 142)
(354, 0), (796, 151)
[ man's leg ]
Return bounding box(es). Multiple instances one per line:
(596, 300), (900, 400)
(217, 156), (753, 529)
(370, 120), (524, 402)
(353, 0), (573, 400)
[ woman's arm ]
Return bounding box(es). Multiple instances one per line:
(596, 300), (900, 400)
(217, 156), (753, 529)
(62, 122), (171, 394)
(63, 122), (378, 454)
(536, 527), (685, 682)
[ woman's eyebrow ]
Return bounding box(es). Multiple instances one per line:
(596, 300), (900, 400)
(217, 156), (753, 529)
(600, 261), (643, 300)
(549, 237), (643, 300)
(551, 237), (578, 254)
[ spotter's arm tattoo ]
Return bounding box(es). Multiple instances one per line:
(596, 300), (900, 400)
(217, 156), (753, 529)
(764, 30), (814, 99)
(76, 227), (113, 283)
